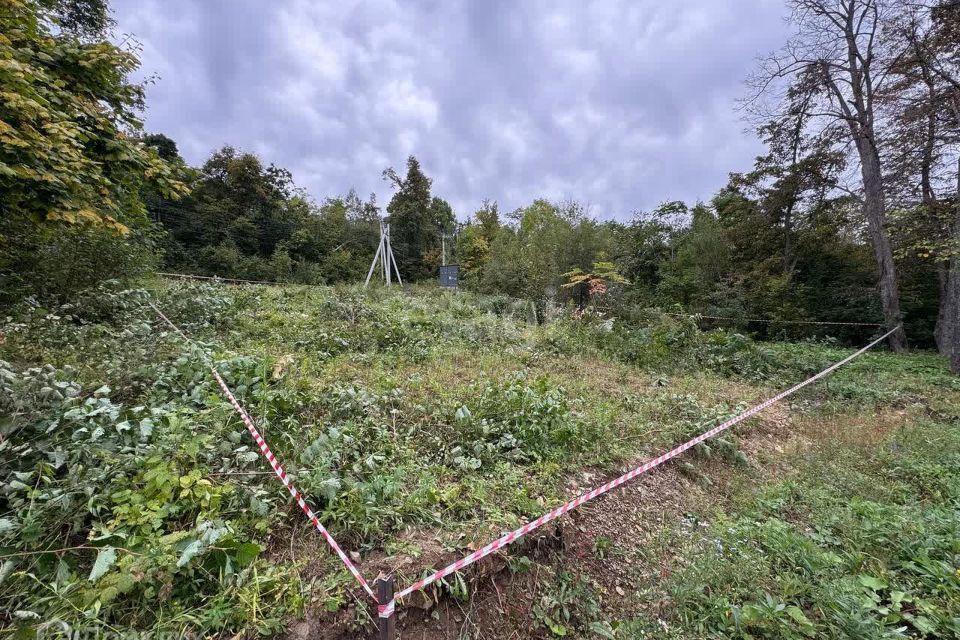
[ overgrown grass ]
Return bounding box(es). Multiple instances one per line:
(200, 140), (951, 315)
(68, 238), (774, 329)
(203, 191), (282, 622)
(1, 278), (954, 637)
(603, 417), (960, 639)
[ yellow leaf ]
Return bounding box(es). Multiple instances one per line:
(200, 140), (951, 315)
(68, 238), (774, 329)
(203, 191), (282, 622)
(76, 209), (102, 223)
(47, 210), (77, 224)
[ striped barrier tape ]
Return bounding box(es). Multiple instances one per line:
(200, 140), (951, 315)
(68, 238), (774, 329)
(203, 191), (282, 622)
(148, 298), (897, 622)
(208, 368), (377, 600)
(149, 302), (377, 601)
(376, 325), (900, 618)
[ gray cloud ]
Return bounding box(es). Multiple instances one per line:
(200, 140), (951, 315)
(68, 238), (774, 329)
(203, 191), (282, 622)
(114, 0), (790, 219)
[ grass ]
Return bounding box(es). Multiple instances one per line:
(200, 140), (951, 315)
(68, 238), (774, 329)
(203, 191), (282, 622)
(1, 278), (957, 638)
(619, 413), (960, 639)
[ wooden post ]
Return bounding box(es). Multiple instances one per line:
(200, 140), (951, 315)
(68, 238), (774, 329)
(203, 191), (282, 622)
(376, 575), (395, 640)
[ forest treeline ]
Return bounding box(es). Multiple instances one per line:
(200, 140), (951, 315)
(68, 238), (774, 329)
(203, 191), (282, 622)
(0, 0), (957, 371)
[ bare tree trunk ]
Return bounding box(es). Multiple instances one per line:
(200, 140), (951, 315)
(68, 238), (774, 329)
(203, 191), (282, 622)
(859, 138), (908, 351)
(943, 251), (960, 374)
(783, 203), (794, 278)
(937, 158), (960, 373)
(920, 73), (938, 203)
(935, 262), (948, 352)
(822, 1), (907, 351)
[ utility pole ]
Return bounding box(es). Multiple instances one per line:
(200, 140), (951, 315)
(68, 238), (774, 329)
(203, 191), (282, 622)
(438, 230), (459, 289)
(441, 230), (455, 266)
(365, 220), (403, 288)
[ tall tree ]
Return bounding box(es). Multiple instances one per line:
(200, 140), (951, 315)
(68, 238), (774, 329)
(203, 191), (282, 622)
(456, 200), (501, 285)
(474, 199), (501, 243)
(750, 0), (908, 351)
(142, 133), (181, 163)
(383, 156), (450, 281)
(0, 0), (185, 301)
(40, 0), (113, 40)
(885, 1), (960, 371)
(733, 111), (845, 279)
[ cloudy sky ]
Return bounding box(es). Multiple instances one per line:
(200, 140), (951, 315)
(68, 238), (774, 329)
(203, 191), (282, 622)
(113, 0), (791, 220)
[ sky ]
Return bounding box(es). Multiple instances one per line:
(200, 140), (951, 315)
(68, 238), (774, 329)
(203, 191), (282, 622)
(113, 0), (792, 221)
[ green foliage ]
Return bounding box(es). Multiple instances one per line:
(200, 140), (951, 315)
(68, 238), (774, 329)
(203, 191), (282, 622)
(542, 311), (777, 379)
(456, 199), (501, 286)
(0, 0), (185, 228)
(1, 273), (953, 637)
(0, 280), (610, 634)
(1, 222), (160, 303)
(532, 570), (603, 637)
(382, 156), (454, 281)
(448, 373), (595, 468)
(152, 147), (381, 285)
(149, 143), (386, 285)
(40, 0), (113, 39)
(482, 199), (615, 303)
(0, 353), (299, 634)
(659, 421), (960, 639)
(0, 0), (186, 303)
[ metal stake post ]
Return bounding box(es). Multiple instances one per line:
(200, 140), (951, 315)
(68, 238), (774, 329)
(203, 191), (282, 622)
(376, 576), (395, 640)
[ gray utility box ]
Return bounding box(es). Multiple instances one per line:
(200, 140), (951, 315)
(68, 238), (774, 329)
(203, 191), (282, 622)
(439, 264), (459, 288)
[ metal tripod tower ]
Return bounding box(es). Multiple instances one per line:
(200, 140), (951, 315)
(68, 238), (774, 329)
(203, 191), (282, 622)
(365, 220), (403, 288)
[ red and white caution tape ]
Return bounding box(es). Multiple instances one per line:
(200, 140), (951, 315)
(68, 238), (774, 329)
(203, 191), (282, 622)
(208, 368), (376, 600)
(149, 298), (897, 621)
(377, 325), (900, 618)
(149, 302), (376, 601)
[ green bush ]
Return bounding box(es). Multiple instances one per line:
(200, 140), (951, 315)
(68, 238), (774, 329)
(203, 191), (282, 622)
(0, 357), (302, 634)
(0, 220), (159, 306)
(448, 373), (595, 468)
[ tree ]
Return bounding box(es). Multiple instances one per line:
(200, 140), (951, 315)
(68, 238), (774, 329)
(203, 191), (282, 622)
(142, 133), (181, 162)
(0, 0), (186, 301)
(383, 156), (448, 281)
(40, 0), (113, 40)
(656, 204), (732, 308)
(152, 146), (299, 279)
(750, 0), (908, 351)
(562, 260), (628, 310)
(0, 0), (185, 230)
(475, 199), (501, 242)
(481, 199), (612, 302)
(456, 200), (502, 285)
(612, 203), (682, 300)
(456, 224), (491, 284)
(884, 1), (960, 371)
(716, 176), (880, 333)
(732, 113), (846, 278)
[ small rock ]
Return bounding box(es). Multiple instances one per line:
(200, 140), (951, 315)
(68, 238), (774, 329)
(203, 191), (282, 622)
(349, 551), (361, 562)
(615, 586), (625, 596)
